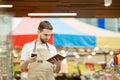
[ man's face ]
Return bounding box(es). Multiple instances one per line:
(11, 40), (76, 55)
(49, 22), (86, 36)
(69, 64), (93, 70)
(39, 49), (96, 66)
(38, 29), (52, 43)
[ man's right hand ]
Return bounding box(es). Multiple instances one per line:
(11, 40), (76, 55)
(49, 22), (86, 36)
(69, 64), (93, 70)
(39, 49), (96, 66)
(20, 56), (37, 71)
(26, 56), (37, 63)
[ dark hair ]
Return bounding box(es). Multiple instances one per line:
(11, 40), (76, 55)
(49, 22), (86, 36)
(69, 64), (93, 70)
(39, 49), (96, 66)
(38, 21), (53, 31)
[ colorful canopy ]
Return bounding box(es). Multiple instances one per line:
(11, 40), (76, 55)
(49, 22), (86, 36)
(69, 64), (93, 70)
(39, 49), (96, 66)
(12, 18), (120, 49)
(12, 17), (95, 48)
(60, 18), (120, 49)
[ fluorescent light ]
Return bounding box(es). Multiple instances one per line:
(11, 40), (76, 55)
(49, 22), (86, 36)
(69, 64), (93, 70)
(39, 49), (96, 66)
(91, 51), (96, 55)
(109, 51), (114, 55)
(105, 3), (111, 6)
(87, 55), (92, 59)
(28, 13), (77, 16)
(104, 0), (112, 7)
(0, 5), (13, 8)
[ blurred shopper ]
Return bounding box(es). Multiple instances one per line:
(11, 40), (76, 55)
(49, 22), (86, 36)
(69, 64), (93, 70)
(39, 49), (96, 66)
(20, 21), (61, 80)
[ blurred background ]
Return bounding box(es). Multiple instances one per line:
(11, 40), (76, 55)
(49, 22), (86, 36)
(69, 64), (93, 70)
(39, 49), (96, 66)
(0, 0), (120, 80)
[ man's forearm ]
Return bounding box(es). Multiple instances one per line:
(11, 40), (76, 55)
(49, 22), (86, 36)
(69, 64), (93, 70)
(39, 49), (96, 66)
(55, 65), (61, 73)
(20, 60), (29, 71)
(20, 57), (37, 71)
(54, 63), (61, 73)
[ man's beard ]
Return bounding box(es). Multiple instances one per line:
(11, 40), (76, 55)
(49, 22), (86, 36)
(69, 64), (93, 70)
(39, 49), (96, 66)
(40, 37), (48, 43)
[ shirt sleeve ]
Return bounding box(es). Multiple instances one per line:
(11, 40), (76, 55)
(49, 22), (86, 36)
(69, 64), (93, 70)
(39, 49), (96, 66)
(49, 44), (58, 56)
(52, 46), (57, 54)
(21, 44), (29, 61)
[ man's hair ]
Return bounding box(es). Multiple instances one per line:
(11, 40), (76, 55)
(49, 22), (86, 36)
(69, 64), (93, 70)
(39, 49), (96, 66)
(38, 21), (53, 31)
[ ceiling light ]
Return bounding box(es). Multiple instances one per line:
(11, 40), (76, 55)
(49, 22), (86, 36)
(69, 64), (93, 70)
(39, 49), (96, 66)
(0, 5), (13, 8)
(87, 55), (92, 59)
(73, 52), (78, 56)
(104, 0), (112, 6)
(28, 13), (77, 16)
(91, 51), (96, 55)
(75, 55), (80, 58)
(60, 50), (66, 53)
(109, 51), (114, 55)
(94, 47), (99, 51)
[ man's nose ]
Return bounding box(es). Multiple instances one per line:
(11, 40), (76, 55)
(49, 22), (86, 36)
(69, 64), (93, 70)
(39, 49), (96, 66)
(46, 35), (50, 39)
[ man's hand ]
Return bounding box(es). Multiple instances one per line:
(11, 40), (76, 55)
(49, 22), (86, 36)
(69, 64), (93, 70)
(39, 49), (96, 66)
(50, 58), (61, 73)
(52, 58), (61, 65)
(26, 56), (37, 63)
(20, 56), (37, 71)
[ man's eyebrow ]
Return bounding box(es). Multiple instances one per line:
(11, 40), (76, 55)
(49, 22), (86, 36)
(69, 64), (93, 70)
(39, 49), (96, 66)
(44, 34), (51, 35)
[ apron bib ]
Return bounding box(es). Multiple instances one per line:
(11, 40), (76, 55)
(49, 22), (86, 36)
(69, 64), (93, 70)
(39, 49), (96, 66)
(27, 43), (55, 80)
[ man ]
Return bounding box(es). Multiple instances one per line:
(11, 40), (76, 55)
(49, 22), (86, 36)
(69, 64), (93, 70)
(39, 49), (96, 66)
(20, 21), (61, 80)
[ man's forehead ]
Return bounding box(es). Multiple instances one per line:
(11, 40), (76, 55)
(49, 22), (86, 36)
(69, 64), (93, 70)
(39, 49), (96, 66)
(42, 29), (52, 31)
(41, 29), (52, 34)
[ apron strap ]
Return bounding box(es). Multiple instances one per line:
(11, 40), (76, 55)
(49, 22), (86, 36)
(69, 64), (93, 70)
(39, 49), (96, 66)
(46, 43), (50, 52)
(33, 39), (37, 52)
